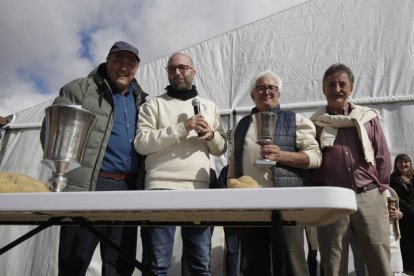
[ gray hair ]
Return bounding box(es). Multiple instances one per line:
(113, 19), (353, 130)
(323, 63), (354, 86)
(250, 70), (283, 93)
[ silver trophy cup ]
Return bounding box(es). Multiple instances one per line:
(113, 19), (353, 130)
(252, 111), (278, 166)
(41, 105), (96, 192)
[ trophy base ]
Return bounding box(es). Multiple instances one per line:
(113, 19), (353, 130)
(255, 158), (277, 167)
(49, 172), (68, 192)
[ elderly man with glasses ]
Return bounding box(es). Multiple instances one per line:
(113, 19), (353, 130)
(227, 70), (322, 276)
(134, 52), (226, 275)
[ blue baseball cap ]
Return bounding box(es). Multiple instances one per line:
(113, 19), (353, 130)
(108, 41), (140, 62)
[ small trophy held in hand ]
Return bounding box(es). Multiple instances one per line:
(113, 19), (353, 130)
(387, 196), (397, 211)
(387, 196), (399, 238)
(252, 111), (277, 166)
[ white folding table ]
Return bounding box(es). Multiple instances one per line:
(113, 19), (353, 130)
(0, 187), (357, 275)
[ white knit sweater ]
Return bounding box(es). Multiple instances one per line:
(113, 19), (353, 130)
(134, 93), (226, 190)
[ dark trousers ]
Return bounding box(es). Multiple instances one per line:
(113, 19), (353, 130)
(58, 176), (138, 276)
(239, 226), (308, 276)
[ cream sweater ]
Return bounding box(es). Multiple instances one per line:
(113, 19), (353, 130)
(310, 103), (378, 165)
(135, 93), (226, 190)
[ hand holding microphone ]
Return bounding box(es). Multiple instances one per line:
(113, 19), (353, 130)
(192, 98), (203, 137)
(184, 98), (213, 140)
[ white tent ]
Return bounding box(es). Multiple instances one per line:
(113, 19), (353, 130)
(1, 0), (414, 275)
(137, 0), (414, 162)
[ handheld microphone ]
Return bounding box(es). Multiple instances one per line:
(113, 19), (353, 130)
(191, 98), (203, 137)
(192, 98), (201, 115)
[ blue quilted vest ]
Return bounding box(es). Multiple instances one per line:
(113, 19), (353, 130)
(233, 105), (303, 187)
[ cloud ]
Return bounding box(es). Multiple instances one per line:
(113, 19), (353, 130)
(0, 0), (307, 116)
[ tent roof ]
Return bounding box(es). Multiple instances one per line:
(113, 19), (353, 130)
(137, 0), (414, 112)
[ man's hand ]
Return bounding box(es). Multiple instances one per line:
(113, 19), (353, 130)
(260, 143), (285, 162)
(184, 114), (214, 141)
(260, 141), (310, 169)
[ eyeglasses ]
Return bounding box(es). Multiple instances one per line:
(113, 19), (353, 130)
(255, 85), (278, 94)
(165, 64), (193, 74)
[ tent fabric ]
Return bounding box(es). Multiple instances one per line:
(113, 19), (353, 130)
(137, 0), (414, 160)
(1, 0), (414, 275)
(0, 99), (52, 182)
(138, 0), (414, 112)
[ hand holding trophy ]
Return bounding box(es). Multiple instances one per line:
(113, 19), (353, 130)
(252, 111), (278, 166)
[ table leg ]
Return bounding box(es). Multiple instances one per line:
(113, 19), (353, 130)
(0, 216), (64, 255)
(71, 217), (154, 275)
(271, 211), (286, 275)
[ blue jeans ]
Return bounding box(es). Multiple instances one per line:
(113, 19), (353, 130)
(142, 226), (211, 275)
(223, 227), (239, 276)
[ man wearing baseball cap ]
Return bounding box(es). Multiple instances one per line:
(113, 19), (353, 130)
(108, 40), (141, 62)
(41, 41), (148, 276)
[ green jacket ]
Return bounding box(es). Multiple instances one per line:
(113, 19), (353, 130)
(40, 63), (148, 191)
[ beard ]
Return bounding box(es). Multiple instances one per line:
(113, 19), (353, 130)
(170, 76), (193, 90)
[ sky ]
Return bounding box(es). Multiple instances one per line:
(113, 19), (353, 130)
(0, 0), (308, 116)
